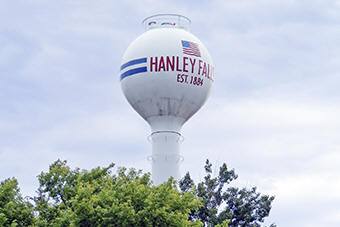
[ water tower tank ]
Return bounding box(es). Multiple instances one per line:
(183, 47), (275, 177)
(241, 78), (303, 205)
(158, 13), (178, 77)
(120, 14), (214, 185)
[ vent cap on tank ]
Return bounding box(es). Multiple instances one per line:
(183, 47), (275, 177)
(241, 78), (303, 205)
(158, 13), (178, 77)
(142, 14), (191, 31)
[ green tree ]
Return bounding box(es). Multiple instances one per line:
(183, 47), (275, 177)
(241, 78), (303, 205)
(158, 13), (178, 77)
(0, 178), (34, 227)
(179, 160), (275, 227)
(33, 160), (204, 227)
(1, 159), (277, 226)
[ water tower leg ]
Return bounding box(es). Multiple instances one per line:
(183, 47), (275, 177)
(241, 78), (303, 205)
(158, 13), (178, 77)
(150, 131), (181, 185)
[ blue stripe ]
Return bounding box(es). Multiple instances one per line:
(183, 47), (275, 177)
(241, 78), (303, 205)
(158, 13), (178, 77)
(120, 67), (147, 80)
(120, 58), (147, 70)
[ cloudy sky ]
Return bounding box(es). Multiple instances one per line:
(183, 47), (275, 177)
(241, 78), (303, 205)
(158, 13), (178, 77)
(1, 0), (340, 226)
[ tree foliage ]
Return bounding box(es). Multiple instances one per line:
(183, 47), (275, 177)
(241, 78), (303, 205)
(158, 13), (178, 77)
(0, 159), (276, 226)
(0, 178), (34, 226)
(33, 160), (202, 227)
(179, 160), (275, 227)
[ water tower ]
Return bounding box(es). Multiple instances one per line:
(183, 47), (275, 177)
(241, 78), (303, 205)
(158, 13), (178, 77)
(120, 14), (214, 185)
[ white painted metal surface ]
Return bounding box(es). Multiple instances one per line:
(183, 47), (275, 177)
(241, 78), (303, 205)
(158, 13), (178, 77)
(150, 131), (181, 185)
(120, 14), (214, 185)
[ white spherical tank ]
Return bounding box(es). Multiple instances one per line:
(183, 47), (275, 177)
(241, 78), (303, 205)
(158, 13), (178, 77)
(120, 14), (214, 185)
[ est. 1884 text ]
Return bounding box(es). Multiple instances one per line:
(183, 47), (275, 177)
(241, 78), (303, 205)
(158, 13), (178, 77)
(177, 74), (203, 86)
